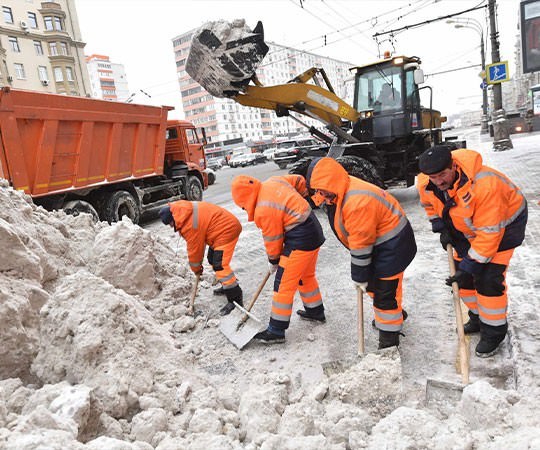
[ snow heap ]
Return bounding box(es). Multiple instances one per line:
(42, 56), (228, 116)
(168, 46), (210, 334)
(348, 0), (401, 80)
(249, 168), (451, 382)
(0, 180), (539, 449)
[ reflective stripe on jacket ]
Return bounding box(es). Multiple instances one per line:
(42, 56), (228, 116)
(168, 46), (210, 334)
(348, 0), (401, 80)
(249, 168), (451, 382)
(169, 200), (242, 272)
(308, 157), (416, 282)
(418, 149), (527, 271)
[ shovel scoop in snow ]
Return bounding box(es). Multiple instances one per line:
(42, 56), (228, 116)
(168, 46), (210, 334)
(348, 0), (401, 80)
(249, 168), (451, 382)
(219, 302), (266, 350)
(186, 19), (269, 98)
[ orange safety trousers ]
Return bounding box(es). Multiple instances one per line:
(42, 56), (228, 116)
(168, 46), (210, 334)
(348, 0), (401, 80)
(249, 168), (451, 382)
(367, 272), (405, 332)
(208, 236), (240, 290)
(458, 248), (514, 327)
(270, 247), (323, 328)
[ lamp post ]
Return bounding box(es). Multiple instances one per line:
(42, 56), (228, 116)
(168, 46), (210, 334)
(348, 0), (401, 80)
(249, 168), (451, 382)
(446, 18), (489, 134)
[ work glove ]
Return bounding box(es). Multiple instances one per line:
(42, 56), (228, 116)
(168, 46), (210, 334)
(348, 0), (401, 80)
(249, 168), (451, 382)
(439, 229), (455, 251)
(268, 262), (278, 274)
(354, 281), (368, 294)
(445, 270), (467, 288)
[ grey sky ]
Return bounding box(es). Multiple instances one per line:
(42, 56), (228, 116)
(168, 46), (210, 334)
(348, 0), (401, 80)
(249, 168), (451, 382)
(74, 0), (522, 118)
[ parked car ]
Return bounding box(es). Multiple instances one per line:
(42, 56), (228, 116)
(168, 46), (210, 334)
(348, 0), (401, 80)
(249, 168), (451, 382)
(206, 158), (222, 170)
(273, 138), (328, 169)
(228, 152), (249, 168)
(204, 167), (216, 185)
(263, 147), (277, 161)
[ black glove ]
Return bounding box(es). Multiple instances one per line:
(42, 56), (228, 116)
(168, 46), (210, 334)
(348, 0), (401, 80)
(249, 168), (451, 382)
(440, 229), (455, 251)
(445, 270), (467, 287)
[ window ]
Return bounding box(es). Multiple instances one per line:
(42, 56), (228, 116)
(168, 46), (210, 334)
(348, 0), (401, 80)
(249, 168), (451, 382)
(60, 42), (68, 55)
(49, 42), (58, 56)
(8, 37), (20, 52)
(27, 12), (38, 28)
(2, 6), (13, 24)
(186, 128), (200, 144)
(44, 16), (53, 30)
(14, 63), (26, 79)
(38, 66), (48, 81)
(54, 17), (63, 31)
(44, 16), (63, 31)
(53, 67), (63, 82)
(65, 67), (74, 82)
(34, 40), (43, 55)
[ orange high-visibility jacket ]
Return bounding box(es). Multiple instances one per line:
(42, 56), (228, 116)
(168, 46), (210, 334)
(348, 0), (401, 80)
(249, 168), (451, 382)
(308, 158), (416, 282)
(231, 174), (314, 262)
(418, 149), (527, 273)
(169, 200), (242, 272)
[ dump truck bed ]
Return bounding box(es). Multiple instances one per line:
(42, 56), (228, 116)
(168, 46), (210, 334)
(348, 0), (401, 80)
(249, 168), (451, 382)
(0, 87), (170, 197)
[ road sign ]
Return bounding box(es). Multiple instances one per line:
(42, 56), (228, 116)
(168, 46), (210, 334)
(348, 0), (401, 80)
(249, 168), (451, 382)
(486, 61), (510, 84)
(480, 80), (487, 89)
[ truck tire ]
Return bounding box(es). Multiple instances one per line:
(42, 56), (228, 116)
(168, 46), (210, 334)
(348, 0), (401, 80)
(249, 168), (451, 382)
(288, 157), (313, 178)
(186, 176), (203, 201)
(335, 155), (386, 189)
(277, 162), (288, 170)
(102, 190), (140, 224)
(63, 200), (99, 222)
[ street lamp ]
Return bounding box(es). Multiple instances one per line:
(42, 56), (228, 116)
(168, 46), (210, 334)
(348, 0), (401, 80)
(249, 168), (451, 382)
(446, 18), (489, 134)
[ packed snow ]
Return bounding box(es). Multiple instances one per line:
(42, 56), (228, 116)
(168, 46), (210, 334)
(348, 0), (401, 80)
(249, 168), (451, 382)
(0, 129), (539, 449)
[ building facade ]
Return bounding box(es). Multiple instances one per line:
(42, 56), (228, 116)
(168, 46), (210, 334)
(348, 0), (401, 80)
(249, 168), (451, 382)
(86, 54), (129, 102)
(172, 28), (354, 158)
(0, 0), (90, 96)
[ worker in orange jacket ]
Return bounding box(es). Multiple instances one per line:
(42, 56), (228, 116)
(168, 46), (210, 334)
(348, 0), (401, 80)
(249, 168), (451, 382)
(307, 157), (417, 349)
(231, 174), (326, 344)
(418, 145), (527, 357)
(159, 200), (243, 316)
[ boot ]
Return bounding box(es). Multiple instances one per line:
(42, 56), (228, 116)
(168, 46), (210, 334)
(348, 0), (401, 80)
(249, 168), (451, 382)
(213, 285), (226, 296)
(378, 330), (400, 349)
(220, 285), (243, 316)
(253, 328), (285, 344)
(219, 301), (237, 316)
(475, 322), (507, 358)
(372, 309), (407, 329)
(463, 311), (480, 334)
(296, 305), (326, 323)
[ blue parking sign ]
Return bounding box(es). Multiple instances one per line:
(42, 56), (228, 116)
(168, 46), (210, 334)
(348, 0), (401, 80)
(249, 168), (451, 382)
(486, 61), (510, 84)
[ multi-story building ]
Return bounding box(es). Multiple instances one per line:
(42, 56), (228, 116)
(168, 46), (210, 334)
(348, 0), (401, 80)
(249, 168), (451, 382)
(172, 28), (355, 159)
(0, 0), (90, 96)
(86, 54), (129, 102)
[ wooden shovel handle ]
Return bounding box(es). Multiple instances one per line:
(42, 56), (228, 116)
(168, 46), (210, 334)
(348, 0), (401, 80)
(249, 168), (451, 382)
(237, 270), (272, 326)
(357, 287), (365, 355)
(447, 244), (470, 384)
(188, 273), (200, 315)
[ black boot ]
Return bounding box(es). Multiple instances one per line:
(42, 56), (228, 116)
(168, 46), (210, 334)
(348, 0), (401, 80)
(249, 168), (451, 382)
(220, 285), (243, 316)
(254, 328), (285, 344)
(475, 322), (507, 358)
(213, 285), (226, 296)
(463, 311), (480, 334)
(378, 330), (400, 349)
(296, 305), (326, 322)
(372, 309), (408, 329)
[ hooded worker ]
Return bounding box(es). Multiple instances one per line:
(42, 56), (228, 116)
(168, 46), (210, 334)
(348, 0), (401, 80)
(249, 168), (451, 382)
(417, 145), (527, 357)
(231, 174), (326, 344)
(307, 157), (417, 349)
(159, 200), (243, 316)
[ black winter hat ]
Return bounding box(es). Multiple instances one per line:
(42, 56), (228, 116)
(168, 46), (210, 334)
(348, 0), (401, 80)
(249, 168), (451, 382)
(159, 205), (174, 225)
(418, 145), (453, 175)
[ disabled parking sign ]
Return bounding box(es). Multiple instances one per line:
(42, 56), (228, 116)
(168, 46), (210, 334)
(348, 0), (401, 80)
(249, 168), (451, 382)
(486, 61), (510, 84)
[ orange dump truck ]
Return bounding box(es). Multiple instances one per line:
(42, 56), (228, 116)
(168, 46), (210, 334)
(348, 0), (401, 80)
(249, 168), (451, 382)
(0, 87), (207, 223)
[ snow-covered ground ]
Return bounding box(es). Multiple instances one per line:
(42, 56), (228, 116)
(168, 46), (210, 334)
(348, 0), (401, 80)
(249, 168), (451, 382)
(0, 129), (538, 449)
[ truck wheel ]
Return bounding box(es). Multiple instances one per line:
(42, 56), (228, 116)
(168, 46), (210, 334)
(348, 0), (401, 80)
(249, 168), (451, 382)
(186, 176), (203, 201)
(103, 190), (140, 224)
(288, 157), (313, 178)
(335, 155), (386, 189)
(277, 162), (287, 170)
(63, 200), (99, 222)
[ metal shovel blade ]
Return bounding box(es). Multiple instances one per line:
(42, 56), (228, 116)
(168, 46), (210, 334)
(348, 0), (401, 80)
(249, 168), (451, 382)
(219, 302), (265, 350)
(425, 378), (464, 413)
(186, 19), (269, 98)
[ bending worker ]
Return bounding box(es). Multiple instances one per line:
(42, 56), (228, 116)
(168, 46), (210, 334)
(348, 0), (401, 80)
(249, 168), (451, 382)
(231, 174), (326, 344)
(307, 157), (417, 349)
(159, 200), (243, 316)
(418, 145), (527, 357)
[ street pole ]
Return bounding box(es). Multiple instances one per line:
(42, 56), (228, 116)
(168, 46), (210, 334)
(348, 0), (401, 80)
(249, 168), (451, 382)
(480, 36), (489, 134)
(488, 0), (513, 150)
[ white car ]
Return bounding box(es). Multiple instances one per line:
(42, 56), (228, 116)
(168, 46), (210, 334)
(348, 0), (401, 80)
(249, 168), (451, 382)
(263, 147), (277, 161)
(204, 167), (216, 185)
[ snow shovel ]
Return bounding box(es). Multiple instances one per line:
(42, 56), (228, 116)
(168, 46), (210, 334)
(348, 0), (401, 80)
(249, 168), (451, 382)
(187, 273), (201, 316)
(426, 244), (470, 404)
(219, 270), (271, 349)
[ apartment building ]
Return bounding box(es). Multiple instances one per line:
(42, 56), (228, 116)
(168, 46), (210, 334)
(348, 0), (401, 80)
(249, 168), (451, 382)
(172, 28), (354, 157)
(86, 54), (129, 102)
(0, 0), (90, 96)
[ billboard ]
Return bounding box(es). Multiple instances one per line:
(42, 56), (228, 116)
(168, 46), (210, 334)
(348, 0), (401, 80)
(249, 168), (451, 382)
(521, 0), (540, 73)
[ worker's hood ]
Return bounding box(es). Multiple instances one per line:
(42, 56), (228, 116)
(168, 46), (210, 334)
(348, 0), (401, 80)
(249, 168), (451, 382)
(452, 149), (484, 180)
(307, 157), (350, 205)
(231, 175), (261, 221)
(169, 200), (193, 232)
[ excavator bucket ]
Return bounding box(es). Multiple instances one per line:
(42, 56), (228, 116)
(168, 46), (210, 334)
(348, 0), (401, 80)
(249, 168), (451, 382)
(186, 19), (269, 98)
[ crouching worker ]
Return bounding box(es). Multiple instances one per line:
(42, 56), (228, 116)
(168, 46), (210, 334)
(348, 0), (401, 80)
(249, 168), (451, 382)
(231, 174), (326, 344)
(159, 200), (243, 316)
(308, 157), (417, 349)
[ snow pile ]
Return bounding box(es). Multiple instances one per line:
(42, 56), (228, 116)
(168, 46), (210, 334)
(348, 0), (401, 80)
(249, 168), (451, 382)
(1, 174), (540, 449)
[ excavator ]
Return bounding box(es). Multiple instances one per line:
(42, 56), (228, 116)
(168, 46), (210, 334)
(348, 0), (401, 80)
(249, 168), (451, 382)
(186, 20), (461, 188)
